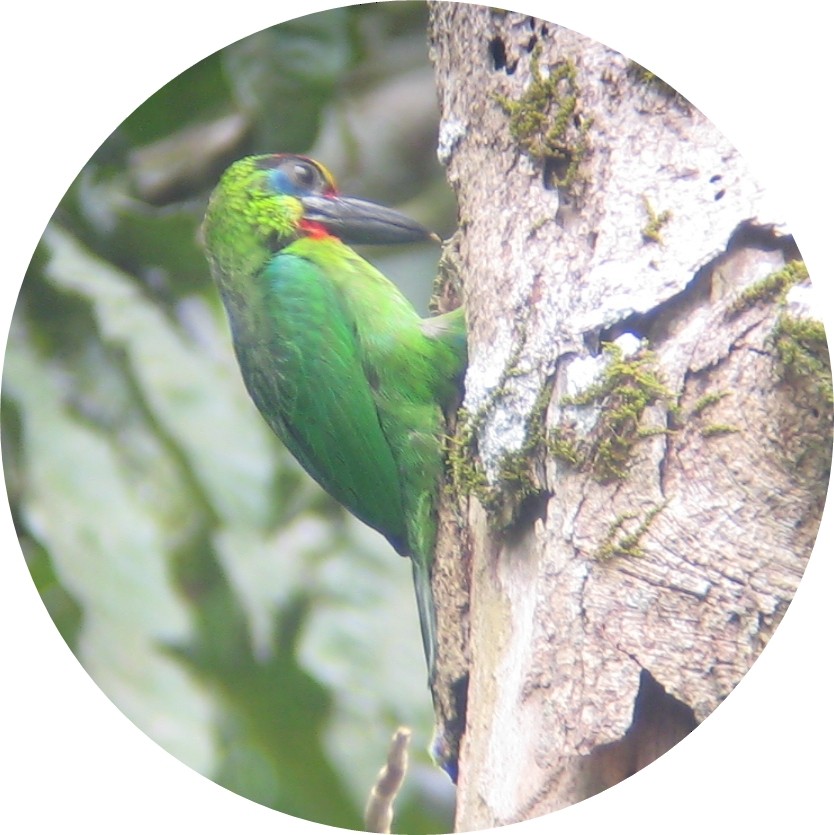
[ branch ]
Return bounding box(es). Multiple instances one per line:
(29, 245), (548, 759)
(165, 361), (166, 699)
(363, 727), (411, 833)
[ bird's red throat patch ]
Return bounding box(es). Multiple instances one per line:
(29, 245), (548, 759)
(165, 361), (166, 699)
(299, 219), (334, 240)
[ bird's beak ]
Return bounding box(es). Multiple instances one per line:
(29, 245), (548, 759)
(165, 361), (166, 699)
(300, 194), (437, 245)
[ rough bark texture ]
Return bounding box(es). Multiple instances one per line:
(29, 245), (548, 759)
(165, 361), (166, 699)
(428, 4), (831, 830)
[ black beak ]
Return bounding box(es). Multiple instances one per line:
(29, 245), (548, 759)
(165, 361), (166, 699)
(300, 194), (436, 245)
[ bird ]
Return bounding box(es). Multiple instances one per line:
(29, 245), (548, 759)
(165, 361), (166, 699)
(202, 153), (467, 678)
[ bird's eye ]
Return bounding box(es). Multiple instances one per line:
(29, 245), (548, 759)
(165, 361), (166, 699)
(292, 162), (317, 189)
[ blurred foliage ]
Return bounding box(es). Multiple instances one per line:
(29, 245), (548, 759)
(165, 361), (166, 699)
(1, 3), (457, 833)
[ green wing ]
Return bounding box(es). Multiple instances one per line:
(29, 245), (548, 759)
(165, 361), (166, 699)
(238, 251), (409, 554)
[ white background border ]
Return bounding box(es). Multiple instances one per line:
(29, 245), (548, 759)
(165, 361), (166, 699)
(2, 2), (831, 832)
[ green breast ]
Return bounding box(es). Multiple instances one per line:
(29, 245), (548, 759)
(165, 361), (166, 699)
(230, 244), (411, 555)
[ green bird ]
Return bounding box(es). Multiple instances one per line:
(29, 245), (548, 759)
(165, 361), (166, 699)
(202, 154), (466, 678)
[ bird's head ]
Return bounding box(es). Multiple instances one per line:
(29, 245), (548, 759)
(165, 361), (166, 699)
(203, 154), (435, 257)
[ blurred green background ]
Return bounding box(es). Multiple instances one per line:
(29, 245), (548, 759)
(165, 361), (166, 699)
(2, 3), (457, 832)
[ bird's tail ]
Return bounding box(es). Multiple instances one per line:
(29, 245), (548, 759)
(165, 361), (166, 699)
(411, 555), (437, 679)
(405, 482), (440, 681)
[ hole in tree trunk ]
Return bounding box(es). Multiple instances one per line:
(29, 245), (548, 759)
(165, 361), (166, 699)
(582, 668), (698, 797)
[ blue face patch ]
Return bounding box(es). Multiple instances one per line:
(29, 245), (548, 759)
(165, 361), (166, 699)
(265, 157), (326, 198)
(267, 167), (304, 197)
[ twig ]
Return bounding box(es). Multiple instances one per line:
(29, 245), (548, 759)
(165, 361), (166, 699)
(363, 727), (412, 833)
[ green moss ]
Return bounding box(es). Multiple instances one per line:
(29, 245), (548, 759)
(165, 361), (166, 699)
(626, 61), (685, 102)
(491, 377), (555, 518)
(773, 313), (832, 407)
(447, 360), (555, 526)
(690, 392), (736, 437)
(525, 377), (555, 446)
(558, 343), (676, 482)
(636, 425), (672, 438)
(495, 449), (537, 499)
(691, 391), (730, 417)
(531, 216), (551, 234)
(447, 340), (531, 510)
(726, 260), (809, 318)
(641, 196), (672, 244)
(773, 313), (832, 406)
(769, 312), (832, 499)
(446, 406), (495, 509)
(701, 423), (741, 438)
(594, 503), (665, 561)
(546, 425), (583, 466)
(494, 45), (591, 192)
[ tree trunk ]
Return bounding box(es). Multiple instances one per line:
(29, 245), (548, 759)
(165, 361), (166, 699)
(427, 4), (831, 829)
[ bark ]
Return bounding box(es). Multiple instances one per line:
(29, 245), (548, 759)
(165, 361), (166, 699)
(427, 4), (831, 829)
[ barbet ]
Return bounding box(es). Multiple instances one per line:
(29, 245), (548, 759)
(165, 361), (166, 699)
(203, 154), (466, 676)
